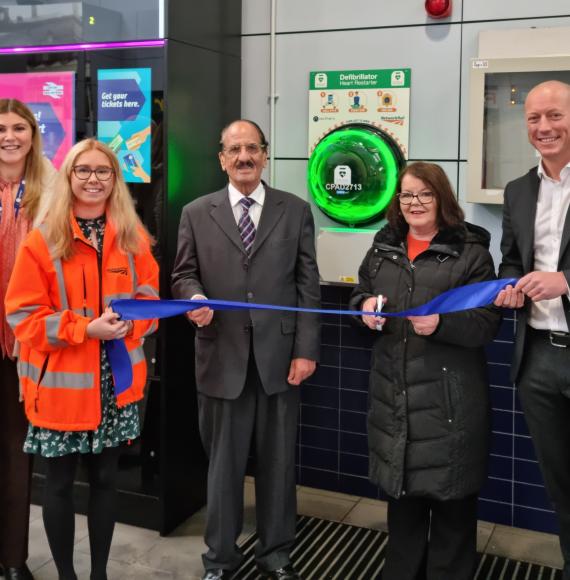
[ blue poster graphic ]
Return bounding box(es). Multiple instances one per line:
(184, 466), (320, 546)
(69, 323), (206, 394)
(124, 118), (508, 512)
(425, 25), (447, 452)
(97, 68), (151, 184)
(28, 102), (67, 162)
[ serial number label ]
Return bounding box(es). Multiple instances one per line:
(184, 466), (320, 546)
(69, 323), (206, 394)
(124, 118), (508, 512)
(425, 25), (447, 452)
(326, 183), (363, 191)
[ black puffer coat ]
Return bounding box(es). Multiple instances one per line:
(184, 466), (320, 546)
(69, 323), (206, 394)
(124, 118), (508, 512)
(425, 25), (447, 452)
(349, 222), (501, 501)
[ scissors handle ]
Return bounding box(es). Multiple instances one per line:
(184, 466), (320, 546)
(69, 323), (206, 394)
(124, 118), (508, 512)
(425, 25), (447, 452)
(375, 294), (384, 331)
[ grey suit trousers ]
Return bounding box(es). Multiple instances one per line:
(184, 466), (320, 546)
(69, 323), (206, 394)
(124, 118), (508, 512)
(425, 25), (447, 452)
(198, 351), (300, 572)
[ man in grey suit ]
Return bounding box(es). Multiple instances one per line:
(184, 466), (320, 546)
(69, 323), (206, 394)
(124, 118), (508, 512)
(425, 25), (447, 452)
(171, 120), (320, 580)
(495, 80), (570, 578)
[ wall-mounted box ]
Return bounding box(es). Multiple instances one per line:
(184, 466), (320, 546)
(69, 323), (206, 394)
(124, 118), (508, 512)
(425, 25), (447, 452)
(467, 56), (570, 204)
(317, 228), (377, 284)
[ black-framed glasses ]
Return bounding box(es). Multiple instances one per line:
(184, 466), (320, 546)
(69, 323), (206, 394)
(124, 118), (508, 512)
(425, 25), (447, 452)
(72, 166), (114, 181)
(397, 191), (435, 205)
(222, 143), (266, 157)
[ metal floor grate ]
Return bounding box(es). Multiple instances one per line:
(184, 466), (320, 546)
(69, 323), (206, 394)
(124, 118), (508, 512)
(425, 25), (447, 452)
(233, 515), (562, 579)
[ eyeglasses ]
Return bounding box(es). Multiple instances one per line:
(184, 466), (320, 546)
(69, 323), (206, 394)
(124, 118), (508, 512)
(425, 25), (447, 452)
(222, 143), (266, 157)
(397, 191), (435, 205)
(72, 166), (114, 181)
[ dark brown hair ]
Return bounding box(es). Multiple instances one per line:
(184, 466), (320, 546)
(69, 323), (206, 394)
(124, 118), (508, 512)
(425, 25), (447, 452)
(386, 161), (465, 234)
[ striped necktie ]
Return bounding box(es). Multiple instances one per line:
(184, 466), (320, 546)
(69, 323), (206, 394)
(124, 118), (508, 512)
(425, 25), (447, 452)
(238, 196), (256, 255)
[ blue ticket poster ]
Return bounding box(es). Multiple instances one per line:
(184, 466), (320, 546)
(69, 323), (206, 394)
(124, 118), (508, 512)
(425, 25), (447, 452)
(97, 68), (152, 183)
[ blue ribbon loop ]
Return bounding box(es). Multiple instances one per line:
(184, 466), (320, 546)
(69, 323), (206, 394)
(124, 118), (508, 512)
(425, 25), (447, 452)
(106, 277), (517, 395)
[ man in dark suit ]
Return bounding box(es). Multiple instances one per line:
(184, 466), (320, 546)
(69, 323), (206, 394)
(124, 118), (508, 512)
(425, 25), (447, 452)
(171, 120), (320, 580)
(496, 80), (570, 578)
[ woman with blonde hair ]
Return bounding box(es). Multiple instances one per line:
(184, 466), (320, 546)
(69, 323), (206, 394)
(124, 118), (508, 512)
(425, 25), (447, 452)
(5, 138), (159, 580)
(0, 98), (56, 580)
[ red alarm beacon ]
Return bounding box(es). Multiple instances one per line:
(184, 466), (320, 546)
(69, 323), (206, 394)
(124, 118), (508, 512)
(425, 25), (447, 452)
(425, 0), (452, 18)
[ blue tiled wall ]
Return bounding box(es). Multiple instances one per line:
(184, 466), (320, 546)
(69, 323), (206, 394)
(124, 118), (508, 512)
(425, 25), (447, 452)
(296, 284), (558, 534)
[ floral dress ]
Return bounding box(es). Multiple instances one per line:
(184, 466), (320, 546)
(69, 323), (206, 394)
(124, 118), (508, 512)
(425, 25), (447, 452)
(24, 216), (140, 457)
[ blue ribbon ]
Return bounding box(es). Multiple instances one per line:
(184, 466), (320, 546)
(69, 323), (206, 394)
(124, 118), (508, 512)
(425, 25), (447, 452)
(106, 277), (517, 395)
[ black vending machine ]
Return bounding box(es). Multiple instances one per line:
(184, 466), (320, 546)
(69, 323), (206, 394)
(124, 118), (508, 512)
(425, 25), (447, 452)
(0, 0), (242, 535)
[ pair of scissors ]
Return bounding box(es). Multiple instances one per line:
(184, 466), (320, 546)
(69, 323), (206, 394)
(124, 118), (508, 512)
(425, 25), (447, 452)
(375, 294), (384, 331)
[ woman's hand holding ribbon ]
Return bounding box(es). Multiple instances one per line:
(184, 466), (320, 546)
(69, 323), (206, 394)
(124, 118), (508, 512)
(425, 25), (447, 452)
(408, 314), (439, 336)
(361, 296), (386, 330)
(87, 308), (131, 340)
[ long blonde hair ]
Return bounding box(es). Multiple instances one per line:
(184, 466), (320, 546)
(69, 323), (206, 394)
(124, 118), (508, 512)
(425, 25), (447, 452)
(0, 98), (46, 221)
(46, 138), (151, 259)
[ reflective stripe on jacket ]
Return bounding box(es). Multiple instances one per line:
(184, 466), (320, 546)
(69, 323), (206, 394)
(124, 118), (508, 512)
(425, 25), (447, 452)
(5, 216), (159, 431)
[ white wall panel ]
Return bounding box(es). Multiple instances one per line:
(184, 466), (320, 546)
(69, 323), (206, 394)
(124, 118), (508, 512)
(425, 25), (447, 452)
(272, 25), (462, 160)
(273, 159), (344, 234)
(241, 36), (271, 139)
(242, 0), (271, 35)
(274, 0), (462, 33)
(273, 159), (309, 202)
(458, 162), (503, 267)
(459, 17), (570, 160)
(463, 0), (570, 22)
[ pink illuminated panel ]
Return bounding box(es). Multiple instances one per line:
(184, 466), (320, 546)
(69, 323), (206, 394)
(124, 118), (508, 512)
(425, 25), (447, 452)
(0, 39), (165, 55)
(0, 72), (75, 168)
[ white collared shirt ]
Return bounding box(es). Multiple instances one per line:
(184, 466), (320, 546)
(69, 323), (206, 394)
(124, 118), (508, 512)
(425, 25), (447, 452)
(529, 160), (570, 332)
(228, 182), (265, 228)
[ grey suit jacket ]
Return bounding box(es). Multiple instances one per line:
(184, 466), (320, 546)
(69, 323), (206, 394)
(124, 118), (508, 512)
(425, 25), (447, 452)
(171, 184), (321, 399)
(498, 166), (570, 381)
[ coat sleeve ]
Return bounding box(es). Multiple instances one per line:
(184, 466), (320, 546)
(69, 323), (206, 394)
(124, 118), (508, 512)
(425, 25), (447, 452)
(292, 203), (321, 362)
(5, 236), (90, 351)
(128, 234), (160, 340)
(430, 246), (502, 348)
(348, 246), (377, 328)
(171, 205), (205, 300)
(498, 182), (525, 280)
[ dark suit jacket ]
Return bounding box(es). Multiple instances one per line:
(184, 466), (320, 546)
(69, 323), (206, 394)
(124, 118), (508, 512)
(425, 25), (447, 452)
(171, 184), (321, 399)
(498, 166), (570, 381)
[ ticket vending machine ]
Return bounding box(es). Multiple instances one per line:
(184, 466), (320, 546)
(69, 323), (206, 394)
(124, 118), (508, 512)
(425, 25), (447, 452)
(0, 0), (242, 535)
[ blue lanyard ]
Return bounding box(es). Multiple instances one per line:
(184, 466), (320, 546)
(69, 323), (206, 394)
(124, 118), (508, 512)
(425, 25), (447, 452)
(0, 180), (25, 224)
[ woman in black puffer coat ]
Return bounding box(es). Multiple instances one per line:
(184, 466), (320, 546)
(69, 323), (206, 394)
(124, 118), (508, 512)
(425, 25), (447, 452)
(350, 162), (501, 580)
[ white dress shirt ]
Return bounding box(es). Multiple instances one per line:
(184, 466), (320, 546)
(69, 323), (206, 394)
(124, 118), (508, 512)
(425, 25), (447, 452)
(191, 182), (266, 305)
(529, 160), (570, 332)
(228, 181), (265, 228)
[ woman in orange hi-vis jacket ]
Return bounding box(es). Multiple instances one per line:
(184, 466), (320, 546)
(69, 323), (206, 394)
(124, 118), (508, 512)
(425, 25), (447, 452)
(0, 98), (57, 580)
(5, 138), (159, 580)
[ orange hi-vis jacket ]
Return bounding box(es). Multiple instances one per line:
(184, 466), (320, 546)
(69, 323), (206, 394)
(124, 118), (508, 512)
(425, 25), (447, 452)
(5, 217), (159, 431)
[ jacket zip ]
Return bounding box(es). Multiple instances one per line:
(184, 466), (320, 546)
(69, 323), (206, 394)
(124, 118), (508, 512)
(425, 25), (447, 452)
(96, 239), (103, 423)
(75, 236), (102, 316)
(76, 233), (103, 423)
(97, 248), (103, 317)
(397, 250), (414, 498)
(82, 265), (88, 316)
(375, 244), (412, 499)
